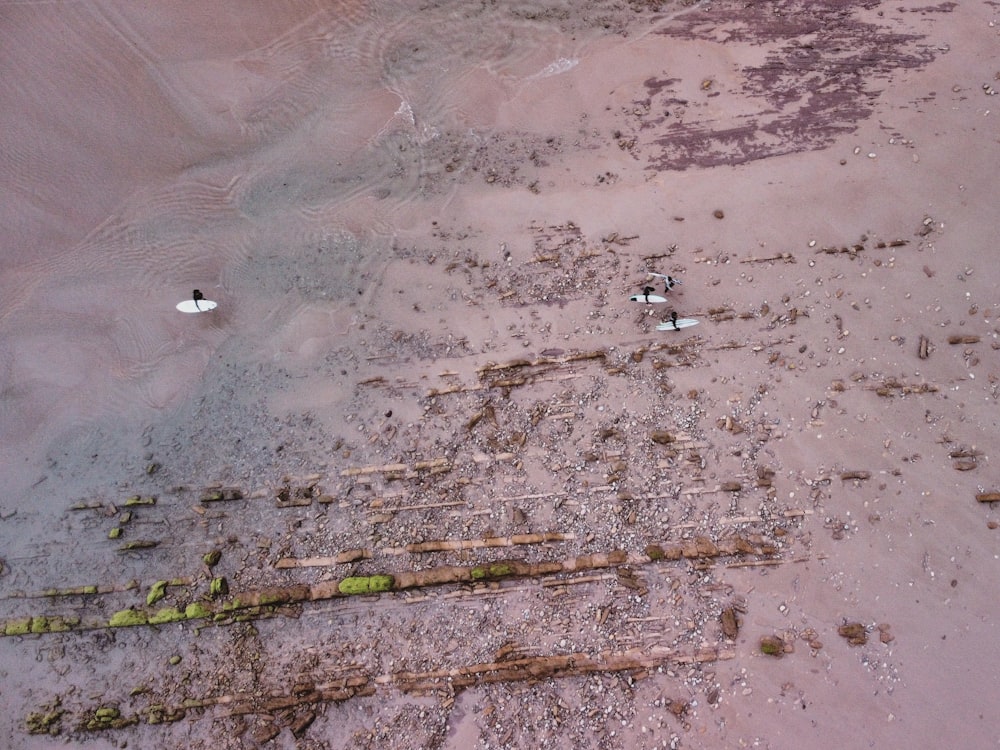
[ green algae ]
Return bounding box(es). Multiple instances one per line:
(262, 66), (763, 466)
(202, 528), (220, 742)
(184, 602), (211, 620)
(84, 705), (136, 731)
(26, 700), (64, 736)
(338, 575), (394, 595)
(210, 577), (228, 597)
(148, 607), (185, 625)
(118, 540), (159, 551)
(257, 591), (286, 606)
(124, 495), (156, 506)
(30, 616), (50, 634)
(45, 617), (77, 633)
(109, 609), (148, 628)
(147, 580), (167, 606)
(5, 617), (32, 636)
(471, 564), (514, 580)
(107, 527), (122, 540)
(202, 549), (222, 567)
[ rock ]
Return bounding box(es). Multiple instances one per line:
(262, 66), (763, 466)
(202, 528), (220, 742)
(252, 722), (281, 743)
(146, 580), (167, 606)
(837, 622), (868, 646)
(649, 430), (674, 445)
(721, 607), (740, 639)
(202, 549), (222, 567)
(289, 710), (316, 739)
(759, 635), (785, 656)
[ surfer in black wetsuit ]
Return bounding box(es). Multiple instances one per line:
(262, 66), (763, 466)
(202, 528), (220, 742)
(641, 286), (656, 303)
(668, 310), (680, 330)
(650, 272), (681, 294)
(192, 289), (204, 312)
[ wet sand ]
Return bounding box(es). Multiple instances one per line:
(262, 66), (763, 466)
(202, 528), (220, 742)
(2, 1), (999, 748)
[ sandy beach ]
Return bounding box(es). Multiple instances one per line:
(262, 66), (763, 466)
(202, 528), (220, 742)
(1, 1), (998, 748)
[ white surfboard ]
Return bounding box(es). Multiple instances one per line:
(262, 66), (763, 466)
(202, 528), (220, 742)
(630, 294), (668, 304)
(176, 299), (217, 313)
(656, 318), (699, 331)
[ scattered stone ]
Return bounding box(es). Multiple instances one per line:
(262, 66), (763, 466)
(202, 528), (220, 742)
(649, 430), (674, 445)
(877, 623), (895, 644)
(721, 607), (740, 639)
(918, 335), (930, 359)
(759, 635), (785, 657)
(289, 710), (316, 739)
(838, 622), (868, 646)
(203, 550), (222, 567)
(252, 722), (281, 743)
(947, 334), (979, 345)
(667, 699), (688, 717)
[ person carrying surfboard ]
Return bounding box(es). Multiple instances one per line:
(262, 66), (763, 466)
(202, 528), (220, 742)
(649, 272), (682, 293)
(176, 289), (218, 313)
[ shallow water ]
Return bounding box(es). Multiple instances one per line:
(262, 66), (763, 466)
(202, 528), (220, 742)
(2, 1), (695, 505)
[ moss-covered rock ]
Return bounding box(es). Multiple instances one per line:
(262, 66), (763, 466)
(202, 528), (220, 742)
(759, 635), (785, 656)
(83, 705), (136, 731)
(5, 617), (32, 636)
(209, 577), (229, 597)
(26, 705), (64, 735)
(118, 540), (159, 551)
(46, 617), (76, 633)
(184, 602), (211, 620)
(338, 575), (395, 595)
(108, 527), (122, 539)
(30, 616), (50, 634)
(109, 609), (148, 628)
(202, 549), (222, 567)
(147, 580), (168, 606)
(124, 495), (156, 506)
(149, 607), (186, 625)
(470, 564), (513, 580)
